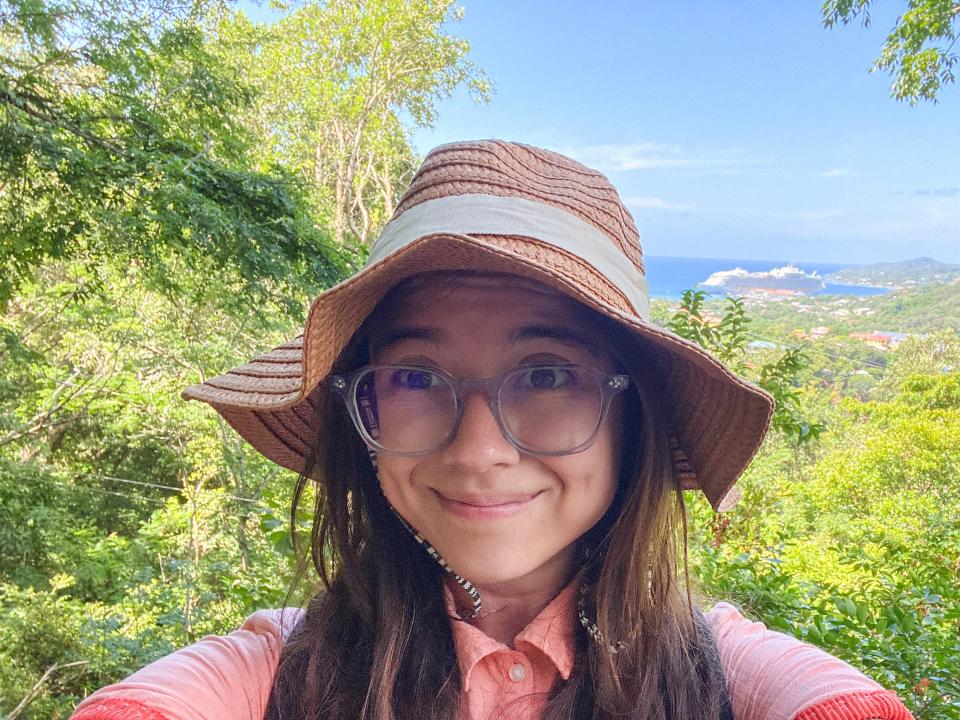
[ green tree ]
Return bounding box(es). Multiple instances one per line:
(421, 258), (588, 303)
(823, 0), (960, 103)
(0, 260), (302, 718)
(667, 290), (826, 444)
(222, 0), (492, 246)
(0, 0), (345, 313)
(876, 328), (960, 398)
(690, 389), (960, 717)
(897, 371), (960, 408)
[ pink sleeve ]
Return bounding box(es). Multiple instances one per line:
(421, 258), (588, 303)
(706, 603), (913, 720)
(70, 608), (304, 720)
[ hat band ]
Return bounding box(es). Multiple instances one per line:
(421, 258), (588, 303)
(366, 194), (650, 319)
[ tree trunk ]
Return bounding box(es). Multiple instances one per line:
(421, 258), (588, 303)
(183, 476), (202, 643)
(333, 170), (347, 246)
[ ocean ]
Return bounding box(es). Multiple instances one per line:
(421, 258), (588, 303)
(644, 256), (891, 300)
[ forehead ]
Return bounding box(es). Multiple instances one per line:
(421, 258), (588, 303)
(372, 273), (598, 332)
(361, 274), (629, 370)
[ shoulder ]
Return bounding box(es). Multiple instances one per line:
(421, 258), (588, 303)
(704, 602), (914, 720)
(70, 608), (305, 720)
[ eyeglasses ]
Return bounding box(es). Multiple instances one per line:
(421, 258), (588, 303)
(330, 364), (630, 457)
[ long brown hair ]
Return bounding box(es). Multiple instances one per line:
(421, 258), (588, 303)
(265, 275), (728, 719)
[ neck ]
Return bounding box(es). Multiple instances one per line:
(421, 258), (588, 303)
(448, 549), (577, 646)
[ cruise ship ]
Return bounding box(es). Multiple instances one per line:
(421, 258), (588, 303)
(699, 265), (826, 293)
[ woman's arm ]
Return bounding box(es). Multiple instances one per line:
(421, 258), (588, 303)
(706, 603), (914, 720)
(70, 608), (303, 720)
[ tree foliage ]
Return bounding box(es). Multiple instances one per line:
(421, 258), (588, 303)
(667, 290), (827, 444)
(0, 0), (345, 315)
(690, 385), (960, 716)
(683, 300), (960, 718)
(823, 0), (960, 103)
(0, 258), (309, 718)
(877, 328), (960, 398)
(220, 0), (492, 246)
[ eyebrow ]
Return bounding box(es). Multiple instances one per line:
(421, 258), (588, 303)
(509, 325), (602, 359)
(373, 323), (602, 360)
(372, 326), (447, 355)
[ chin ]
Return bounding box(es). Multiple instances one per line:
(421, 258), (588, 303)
(439, 545), (560, 588)
(452, 565), (541, 588)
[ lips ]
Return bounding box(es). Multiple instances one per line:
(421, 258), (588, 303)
(443, 492), (541, 506)
(434, 489), (543, 520)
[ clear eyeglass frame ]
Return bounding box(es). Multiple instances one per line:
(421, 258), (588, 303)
(329, 363), (630, 457)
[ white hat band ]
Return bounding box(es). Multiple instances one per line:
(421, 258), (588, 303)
(366, 193), (650, 319)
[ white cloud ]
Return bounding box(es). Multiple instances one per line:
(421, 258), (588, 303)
(915, 186), (960, 197)
(558, 142), (761, 174)
(792, 209), (841, 221)
(821, 168), (850, 178)
(920, 194), (960, 220)
(625, 196), (697, 212)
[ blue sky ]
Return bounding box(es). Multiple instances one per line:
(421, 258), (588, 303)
(243, 2), (959, 264)
(408, 2), (960, 264)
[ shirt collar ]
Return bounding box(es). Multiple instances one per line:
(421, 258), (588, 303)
(444, 578), (578, 691)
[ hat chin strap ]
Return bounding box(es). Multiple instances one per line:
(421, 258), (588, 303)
(366, 448), (485, 619)
(365, 448), (625, 652)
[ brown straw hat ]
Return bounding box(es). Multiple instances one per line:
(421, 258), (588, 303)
(182, 140), (773, 511)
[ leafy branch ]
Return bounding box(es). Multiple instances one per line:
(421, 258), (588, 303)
(667, 289), (826, 445)
(4, 660), (88, 720)
(823, 0), (960, 103)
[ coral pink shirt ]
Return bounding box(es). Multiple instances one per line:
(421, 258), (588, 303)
(447, 581), (578, 720)
(71, 585), (913, 720)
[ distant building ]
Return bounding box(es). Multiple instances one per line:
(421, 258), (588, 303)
(849, 331), (910, 350)
(810, 326), (831, 339)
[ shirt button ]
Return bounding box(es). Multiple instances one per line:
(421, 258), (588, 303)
(508, 663), (526, 683)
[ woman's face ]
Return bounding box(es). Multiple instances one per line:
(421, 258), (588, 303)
(370, 277), (624, 592)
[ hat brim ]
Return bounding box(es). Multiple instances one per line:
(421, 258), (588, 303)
(182, 232), (773, 511)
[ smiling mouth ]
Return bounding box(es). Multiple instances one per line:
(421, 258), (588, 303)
(434, 490), (543, 520)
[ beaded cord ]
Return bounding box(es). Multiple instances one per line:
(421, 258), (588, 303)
(577, 581), (628, 654)
(366, 448), (624, 649)
(576, 543), (630, 655)
(366, 448), (484, 619)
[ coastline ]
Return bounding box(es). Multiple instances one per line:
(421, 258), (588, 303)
(644, 255), (890, 300)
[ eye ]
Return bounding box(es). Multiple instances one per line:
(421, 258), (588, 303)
(518, 366), (579, 390)
(390, 368), (442, 390)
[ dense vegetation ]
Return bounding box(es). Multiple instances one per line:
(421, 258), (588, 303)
(671, 293), (960, 719)
(2, 2), (957, 719)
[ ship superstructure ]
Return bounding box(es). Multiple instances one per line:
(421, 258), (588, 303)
(700, 264), (825, 293)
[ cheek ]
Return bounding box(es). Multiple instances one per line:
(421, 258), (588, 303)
(591, 407), (625, 488)
(370, 428), (624, 587)
(558, 443), (620, 518)
(374, 457), (420, 517)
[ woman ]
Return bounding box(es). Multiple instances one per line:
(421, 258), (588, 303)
(71, 141), (913, 720)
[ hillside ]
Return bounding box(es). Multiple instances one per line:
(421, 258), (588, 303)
(731, 280), (960, 337)
(865, 279), (960, 332)
(651, 280), (960, 349)
(827, 257), (960, 287)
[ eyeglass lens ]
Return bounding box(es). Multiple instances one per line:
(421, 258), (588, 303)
(356, 368), (456, 452)
(354, 366), (605, 454)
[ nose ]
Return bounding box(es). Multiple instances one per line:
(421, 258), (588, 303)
(440, 391), (520, 470)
